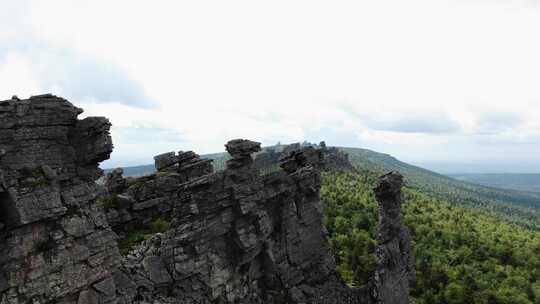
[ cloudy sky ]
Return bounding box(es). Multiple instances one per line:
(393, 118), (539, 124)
(1, 0), (540, 172)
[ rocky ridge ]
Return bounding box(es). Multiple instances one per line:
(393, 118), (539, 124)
(0, 95), (413, 304)
(253, 141), (357, 174)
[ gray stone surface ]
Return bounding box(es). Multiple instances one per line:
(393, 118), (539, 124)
(254, 141), (357, 174)
(102, 150), (213, 237)
(142, 256), (172, 286)
(110, 139), (413, 304)
(0, 95), (119, 304)
(78, 290), (98, 304)
(373, 172), (416, 304)
(154, 152), (178, 171)
(103, 168), (126, 194)
(0, 95), (414, 304)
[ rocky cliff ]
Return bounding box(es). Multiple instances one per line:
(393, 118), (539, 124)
(0, 94), (119, 304)
(0, 95), (413, 304)
(253, 141), (357, 174)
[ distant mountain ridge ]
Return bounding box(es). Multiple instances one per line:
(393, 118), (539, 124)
(450, 173), (540, 193)
(339, 147), (540, 230)
(340, 147), (540, 207)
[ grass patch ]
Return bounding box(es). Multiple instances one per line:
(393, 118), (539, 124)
(18, 167), (49, 188)
(118, 218), (171, 255)
(119, 231), (152, 255)
(97, 195), (119, 211)
(150, 218), (170, 233)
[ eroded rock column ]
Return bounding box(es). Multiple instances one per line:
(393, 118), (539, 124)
(373, 172), (415, 304)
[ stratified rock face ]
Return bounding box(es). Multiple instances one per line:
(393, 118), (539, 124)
(103, 151), (213, 237)
(253, 141), (357, 174)
(112, 139), (367, 303)
(373, 172), (416, 304)
(0, 95), (414, 304)
(0, 95), (119, 303)
(318, 141), (358, 173)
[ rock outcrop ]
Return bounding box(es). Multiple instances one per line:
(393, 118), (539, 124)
(110, 139), (367, 303)
(318, 141), (358, 173)
(253, 141), (357, 174)
(0, 94), (119, 304)
(0, 95), (414, 304)
(373, 172), (415, 304)
(102, 150), (214, 237)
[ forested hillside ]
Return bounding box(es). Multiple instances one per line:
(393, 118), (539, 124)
(340, 147), (540, 231)
(322, 171), (540, 304)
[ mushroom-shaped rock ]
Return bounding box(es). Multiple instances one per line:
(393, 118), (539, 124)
(225, 139), (261, 169)
(225, 139), (261, 159)
(373, 171), (403, 202)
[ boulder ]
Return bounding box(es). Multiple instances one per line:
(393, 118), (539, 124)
(154, 152), (178, 171)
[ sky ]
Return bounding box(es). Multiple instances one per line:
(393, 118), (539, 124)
(1, 0), (540, 172)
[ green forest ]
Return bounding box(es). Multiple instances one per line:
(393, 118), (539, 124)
(321, 171), (540, 304)
(340, 147), (540, 231)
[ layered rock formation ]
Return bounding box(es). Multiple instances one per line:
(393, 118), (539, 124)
(0, 94), (119, 304)
(373, 172), (415, 304)
(253, 141), (357, 174)
(109, 139), (369, 303)
(318, 142), (358, 173)
(101, 151), (213, 237)
(0, 95), (413, 304)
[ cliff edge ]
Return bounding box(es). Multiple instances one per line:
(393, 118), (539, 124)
(0, 95), (413, 304)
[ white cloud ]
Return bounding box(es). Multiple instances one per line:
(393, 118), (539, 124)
(0, 41), (156, 108)
(0, 53), (41, 96)
(1, 0), (540, 169)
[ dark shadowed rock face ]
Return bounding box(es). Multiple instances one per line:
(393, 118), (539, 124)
(111, 139), (368, 304)
(102, 150), (213, 237)
(0, 96), (414, 304)
(0, 95), (119, 303)
(254, 141), (357, 174)
(318, 141), (358, 173)
(373, 172), (416, 304)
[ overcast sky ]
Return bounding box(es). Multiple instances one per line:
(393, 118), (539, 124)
(1, 0), (540, 172)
